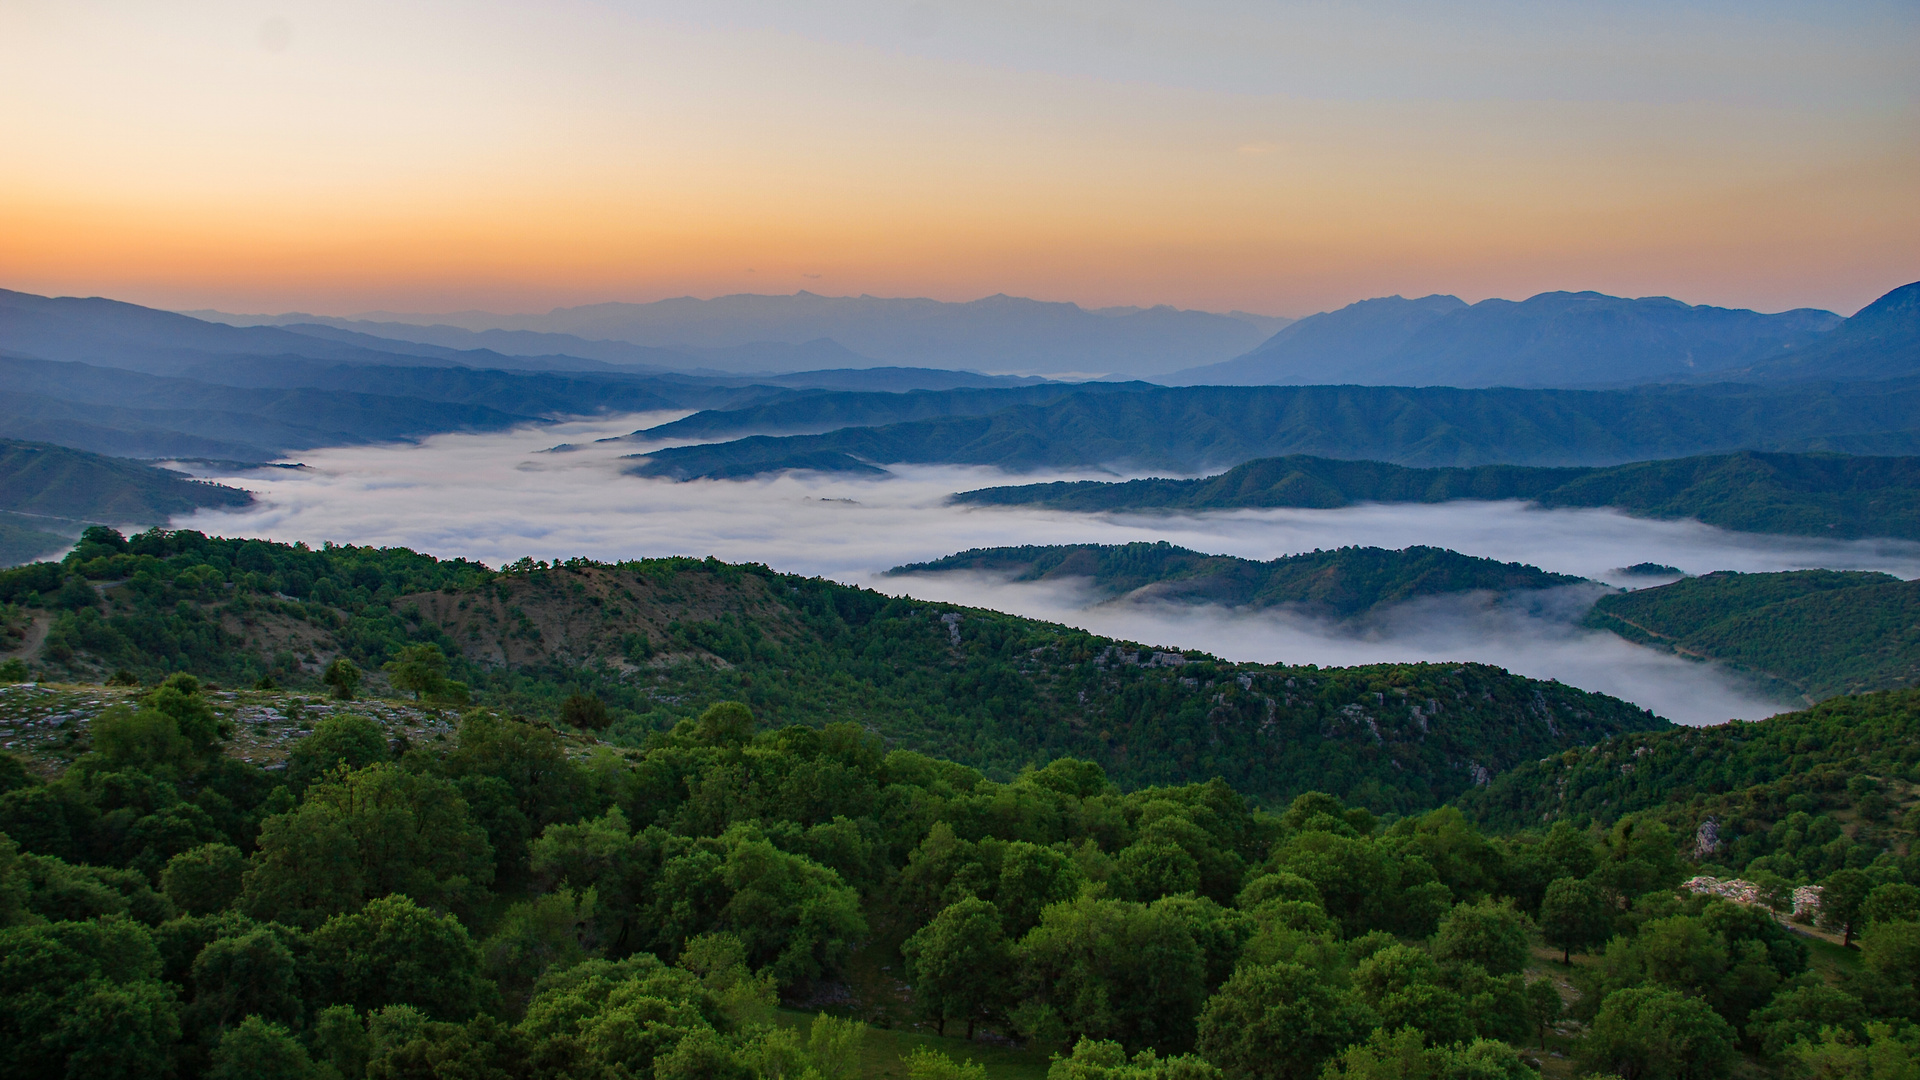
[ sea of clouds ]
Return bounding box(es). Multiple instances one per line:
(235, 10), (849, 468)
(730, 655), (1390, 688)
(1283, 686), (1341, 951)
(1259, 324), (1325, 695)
(171, 413), (1920, 728)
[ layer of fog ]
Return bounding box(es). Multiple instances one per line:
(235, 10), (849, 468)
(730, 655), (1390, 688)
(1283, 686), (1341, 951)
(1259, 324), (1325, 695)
(172, 415), (1920, 727)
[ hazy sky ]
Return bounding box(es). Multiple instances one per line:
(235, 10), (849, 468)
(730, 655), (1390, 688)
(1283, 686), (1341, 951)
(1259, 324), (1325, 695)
(3, 0), (1915, 316)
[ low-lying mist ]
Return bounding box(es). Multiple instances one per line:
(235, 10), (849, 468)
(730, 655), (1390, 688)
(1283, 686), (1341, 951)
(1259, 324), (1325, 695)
(173, 414), (1920, 727)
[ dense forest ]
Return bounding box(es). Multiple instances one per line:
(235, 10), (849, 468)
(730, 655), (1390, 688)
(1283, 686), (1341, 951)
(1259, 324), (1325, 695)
(888, 543), (1586, 620)
(0, 529), (1657, 813)
(1584, 570), (1920, 700)
(3, 657), (1919, 1078)
(952, 451), (1920, 544)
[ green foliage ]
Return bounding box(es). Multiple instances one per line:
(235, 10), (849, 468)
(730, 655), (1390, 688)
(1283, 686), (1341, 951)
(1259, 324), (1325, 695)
(309, 894), (490, 1020)
(1196, 961), (1365, 1080)
(1585, 569), (1920, 698)
(902, 896), (1015, 1036)
(1538, 877), (1610, 964)
(908, 1046), (992, 1080)
(161, 842), (246, 915)
(1432, 900), (1532, 975)
(283, 713), (389, 794)
(1017, 894), (1209, 1053)
(243, 762), (494, 928)
(322, 657), (361, 701)
(1579, 985), (1736, 1080)
(207, 1015), (320, 1080)
(1047, 1037), (1223, 1080)
(1321, 1027), (1540, 1080)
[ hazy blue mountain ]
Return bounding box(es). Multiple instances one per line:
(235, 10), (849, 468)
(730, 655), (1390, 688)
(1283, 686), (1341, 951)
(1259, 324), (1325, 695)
(952, 450), (1920, 541)
(277, 291), (1292, 377)
(1719, 281), (1920, 383)
(1170, 289), (1843, 387)
(627, 379), (1920, 480)
(0, 438), (254, 563)
(0, 354), (539, 460)
(889, 541), (1586, 619)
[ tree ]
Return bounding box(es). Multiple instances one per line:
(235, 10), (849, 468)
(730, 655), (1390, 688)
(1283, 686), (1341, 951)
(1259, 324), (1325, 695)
(322, 658), (362, 701)
(996, 841), (1085, 937)
(310, 894), (489, 1020)
(208, 1015), (318, 1080)
(692, 701), (756, 747)
(284, 713), (389, 794)
(1579, 986), (1734, 1080)
(903, 897), (1014, 1037)
(1348, 944), (1471, 1047)
(1539, 877), (1611, 964)
(560, 693), (612, 730)
(161, 842), (246, 915)
(1321, 1027), (1539, 1080)
(906, 1047), (989, 1080)
(191, 927), (302, 1031)
(1745, 984), (1868, 1058)
(1018, 895), (1208, 1053)
(1526, 979), (1562, 1050)
(0, 917), (180, 1080)
(1195, 962), (1364, 1080)
(243, 763), (494, 928)
(1432, 899), (1532, 975)
(1047, 1037), (1223, 1080)
(1822, 869), (1875, 947)
(519, 954), (723, 1079)
(1863, 883), (1920, 928)
(383, 644), (450, 701)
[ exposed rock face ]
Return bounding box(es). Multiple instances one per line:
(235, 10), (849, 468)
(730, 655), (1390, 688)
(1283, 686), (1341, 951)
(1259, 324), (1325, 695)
(1694, 817), (1722, 859)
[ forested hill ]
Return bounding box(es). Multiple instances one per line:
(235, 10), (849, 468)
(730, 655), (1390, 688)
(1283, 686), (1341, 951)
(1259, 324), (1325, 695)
(0, 439), (253, 566)
(627, 378), (1920, 480)
(1584, 570), (1920, 701)
(888, 542), (1587, 619)
(954, 451), (1920, 542)
(0, 528), (1661, 812)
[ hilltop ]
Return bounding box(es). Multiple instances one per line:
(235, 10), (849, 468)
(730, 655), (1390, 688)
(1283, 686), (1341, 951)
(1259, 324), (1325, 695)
(887, 542), (1587, 620)
(0, 439), (252, 565)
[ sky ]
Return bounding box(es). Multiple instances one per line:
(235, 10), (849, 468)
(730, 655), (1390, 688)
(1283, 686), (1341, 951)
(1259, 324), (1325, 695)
(162, 413), (1920, 725)
(2, 0), (1916, 317)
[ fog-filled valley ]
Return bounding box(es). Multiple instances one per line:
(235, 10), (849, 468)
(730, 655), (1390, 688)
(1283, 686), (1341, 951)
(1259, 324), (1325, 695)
(139, 413), (1920, 725)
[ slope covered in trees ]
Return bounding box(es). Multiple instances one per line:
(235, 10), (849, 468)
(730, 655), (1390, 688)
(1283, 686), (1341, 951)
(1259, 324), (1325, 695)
(627, 379), (1920, 480)
(954, 451), (1920, 542)
(888, 542), (1586, 619)
(3, 669), (1918, 1079)
(1584, 570), (1920, 700)
(0, 529), (1662, 814)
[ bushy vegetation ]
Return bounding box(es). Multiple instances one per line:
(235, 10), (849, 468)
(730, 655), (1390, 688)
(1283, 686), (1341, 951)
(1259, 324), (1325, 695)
(889, 542), (1584, 619)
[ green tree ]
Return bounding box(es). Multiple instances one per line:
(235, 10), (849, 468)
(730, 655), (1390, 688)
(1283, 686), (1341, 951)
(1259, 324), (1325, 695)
(1195, 961), (1364, 1080)
(1047, 1037), (1222, 1080)
(243, 762), (493, 927)
(1526, 979), (1562, 1050)
(1579, 986), (1734, 1080)
(1321, 1027), (1540, 1080)
(996, 841), (1085, 936)
(322, 657), (362, 701)
(383, 644), (453, 701)
(519, 954), (723, 1079)
(310, 894), (489, 1020)
(1824, 869), (1876, 947)
(1786, 1022), (1920, 1079)
(1349, 944), (1472, 1046)
(908, 1046), (990, 1080)
(1745, 984), (1868, 1058)
(1539, 877), (1612, 964)
(161, 842), (247, 915)
(479, 887), (596, 1016)
(1018, 895), (1208, 1053)
(1433, 899), (1532, 975)
(0, 917), (181, 1080)
(1863, 884), (1920, 928)
(190, 926), (303, 1031)
(560, 693), (612, 730)
(284, 713), (389, 794)
(903, 896), (1015, 1037)
(208, 1015), (319, 1080)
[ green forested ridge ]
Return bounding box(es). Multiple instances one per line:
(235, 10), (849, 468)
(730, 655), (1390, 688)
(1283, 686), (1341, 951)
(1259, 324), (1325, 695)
(1584, 570), (1920, 700)
(0, 528), (1658, 814)
(628, 379), (1920, 480)
(888, 542), (1586, 619)
(0, 436), (251, 525)
(954, 450), (1920, 542)
(1, 665), (1917, 1080)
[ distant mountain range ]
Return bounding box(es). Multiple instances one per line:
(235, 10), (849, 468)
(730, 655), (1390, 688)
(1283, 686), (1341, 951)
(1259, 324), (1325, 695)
(1167, 287), (1879, 387)
(889, 542), (1586, 620)
(951, 450), (1920, 542)
(627, 379), (1920, 480)
(198, 292), (1293, 378)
